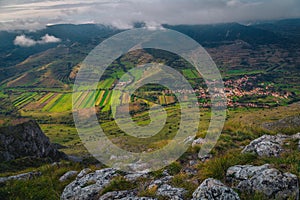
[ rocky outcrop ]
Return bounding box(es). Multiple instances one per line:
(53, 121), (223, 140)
(60, 165), (299, 200)
(192, 138), (206, 147)
(192, 178), (240, 200)
(59, 171), (78, 182)
(77, 168), (92, 179)
(148, 175), (174, 190)
(226, 164), (299, 199)
(0, 171), (41, 183)
(99, 190), (156, 200)
(61, 168), (117, 200)
(242, 133), (299, 157)
(0, 120), (66, 161)
(147, 173), (186, 200)
(156, 184), (186, 200)
(124, 172), (149, 182)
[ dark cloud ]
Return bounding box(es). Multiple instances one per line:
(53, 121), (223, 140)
(0, 0), (299, 30)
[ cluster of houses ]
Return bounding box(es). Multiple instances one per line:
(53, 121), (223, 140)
(163, 75), (292, 108)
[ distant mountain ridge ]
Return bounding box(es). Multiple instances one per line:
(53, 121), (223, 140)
(0, 18), (299, 89)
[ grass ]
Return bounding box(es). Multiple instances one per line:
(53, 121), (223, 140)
(42, 94), (63, 112)
(98, 79), (115, 89)
(100, 176), (137, 195)
(182, 69), (199, 79)
(99, 90), (110, 107)
(38, 93), (55, 104)
(95, 90), (106, 106)
(0, 162), (85, 200)
(0, 103), (300, 200)
(12, 93), (39, 108)
(49, 94), (72, 113)
(40, 124), (87, 156)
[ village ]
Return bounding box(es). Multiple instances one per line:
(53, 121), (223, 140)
(163, 75), (293, 108)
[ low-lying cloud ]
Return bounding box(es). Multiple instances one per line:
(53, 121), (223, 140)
(14, 34), (61, 47)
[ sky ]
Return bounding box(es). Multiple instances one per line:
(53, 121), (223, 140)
(0, 0), (299, 30)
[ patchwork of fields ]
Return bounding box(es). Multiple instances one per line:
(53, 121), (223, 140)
(10, 89), (176, 114)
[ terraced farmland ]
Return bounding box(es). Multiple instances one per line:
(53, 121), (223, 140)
(48, 93), (72, 112)
(13, 88), (114, 115)
(11, 92), (44, 108)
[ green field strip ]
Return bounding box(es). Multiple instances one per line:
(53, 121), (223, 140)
(74, 91), (89, 108)
(12, 93), (32, 105)
(104, 79), (115, 88)
(72, 92), (83, 106)
(159, 96), (166, 105)
(182, 69), (198, 79)
(42, 93), (62, 111)
(95, 90), (106, 106)
(38, 93), (55, 104)
(192, 69), (200, 78)
(81, 91), (96, 109)
(95, 90), (102, 102)
(86, 90), (101, 108)
(49, 93), (72, 112)
(32, 93), (45, 102)
(104, 90), (112, 105)
(121, 92), (130, 105)
(98, 78), (115, 89)
(73, 92), (84, 108)
(15, 93), (38, 108)
(102, 104), (111, 112)
(110, 90), (121, 115)
(93, 90), (103, 107)
(102, 91), (112, 112)
(99, 90), (110, 107)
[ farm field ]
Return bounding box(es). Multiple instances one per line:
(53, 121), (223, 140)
(11, 89), (115, 116)
(182, 69), (200, 79)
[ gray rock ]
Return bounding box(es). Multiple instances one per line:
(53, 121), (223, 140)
(77, 168), (92, 179)
(226, 164), (299, 199)
(291, 133), (300, 150)
(124, 173), (149, 182)
(127, 160), (151, 173)
(192, 138), (206, 147)
(99, 190), (156, 200)
(192, 178), (240, 200)
(0, 120), (66, 161)
(242, 133), (300, 157)
(156, 184), (186, 200)
(226, 164), (270, 182)
(0, 171), (41, 183)
(148, 175), (173, 189)
(242, 134), (289, 157)
(162, 170), (170, 176)
(199, 154), (212, 162)
(59, 171), (78, 182)
(292, 133), (300, 140)
(61, 168), (117, 200)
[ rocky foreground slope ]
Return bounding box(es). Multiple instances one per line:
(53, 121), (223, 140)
(59, 133), (300, 200)
(59, 164), (298, 200)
